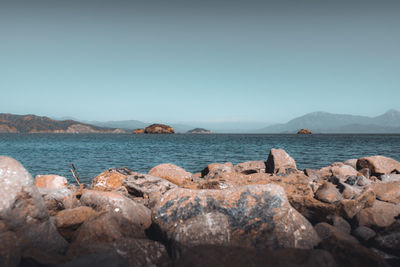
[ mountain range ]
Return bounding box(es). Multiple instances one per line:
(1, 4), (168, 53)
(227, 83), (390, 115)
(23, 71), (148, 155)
(257, 109), (400, 133)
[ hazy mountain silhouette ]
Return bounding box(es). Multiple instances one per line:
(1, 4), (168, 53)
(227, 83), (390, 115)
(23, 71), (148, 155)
(258, 109), (400, 133)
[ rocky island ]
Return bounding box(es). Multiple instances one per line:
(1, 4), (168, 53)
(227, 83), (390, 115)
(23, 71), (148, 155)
(187, 128), (212, 134)
(297, 128), (312, 134)
(0, 113), (125, 134)
(144, 124), (174, 134)
(1, 150), (400, 266)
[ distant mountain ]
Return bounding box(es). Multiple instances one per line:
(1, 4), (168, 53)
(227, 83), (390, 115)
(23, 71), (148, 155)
(257, 109), (400, 133)
(0, 113), (125, 134)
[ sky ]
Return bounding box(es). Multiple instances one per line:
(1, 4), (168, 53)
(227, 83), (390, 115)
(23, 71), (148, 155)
(1, 0), (400, 124)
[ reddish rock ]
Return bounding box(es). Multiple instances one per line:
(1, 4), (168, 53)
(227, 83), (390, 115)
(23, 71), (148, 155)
(233, 161), (266, 174)
(331, 164), (358, 177)
(55, 206), (99, 241)
(35, 175), (68, 189)
(266, 148), (297, 174)
(201, 162), (234, 179)
(132, 128), (144, 134)
(357, 156), (400, 175)
(154, 184), (320, 251)
(356, 200), (400, 228)
(91, 169), (128, 191)
(297, 129), (312, 134)
(340, 188), (375, 219)
(144, 124), (174, 134)
(315, 182), (342, 203)
(148, 163), (192, 185)
(371, 181), (400, 204)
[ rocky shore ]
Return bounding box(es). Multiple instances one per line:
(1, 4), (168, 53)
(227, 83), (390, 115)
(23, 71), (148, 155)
(1, 150), (400, 266)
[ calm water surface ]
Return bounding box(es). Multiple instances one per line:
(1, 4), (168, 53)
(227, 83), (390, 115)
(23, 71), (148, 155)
(0, 134), (399, 183)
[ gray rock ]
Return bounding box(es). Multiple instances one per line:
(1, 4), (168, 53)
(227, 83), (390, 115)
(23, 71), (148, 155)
(353, 226), (376, 242)
(123, 173), (177, 198)
(332, 216), (351, 234)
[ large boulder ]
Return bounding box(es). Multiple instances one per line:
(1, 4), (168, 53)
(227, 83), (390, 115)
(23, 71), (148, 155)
(91, 168), (130, 191)
(356, 200), (400, 228)
(357, 156), (400, 176)
(0, 230), (21, 267)
(266, 149), (297, 174)
(154, 184), (320, 254)
(122, 173), (177, 198)
(0, 156), (68, 254)
(371, 181), (400, 204)
(38, 187), (78, 215)
(148, 163), (192, 185)
(80, 190), (151, 231)
(201, 162), (234, 179)
(233, 161), (266, 174)
(340, 188), (375, 219)
(144, 124), (174, 134)
(315, 182), (342, 203)
(35, 175), (68, 189)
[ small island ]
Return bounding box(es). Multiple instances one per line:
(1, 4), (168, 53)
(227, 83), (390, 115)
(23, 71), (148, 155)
(132, 128), (145, 134)
(187, 128), (212, 134)
(297, 129), (312, 134)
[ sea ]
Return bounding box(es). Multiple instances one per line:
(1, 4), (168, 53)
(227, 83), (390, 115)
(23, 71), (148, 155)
(1, 134), (399, 184)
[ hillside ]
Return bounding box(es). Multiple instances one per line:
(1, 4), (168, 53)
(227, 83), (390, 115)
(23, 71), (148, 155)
(258, 109), (400, 133)
(0, 114), (125, 134)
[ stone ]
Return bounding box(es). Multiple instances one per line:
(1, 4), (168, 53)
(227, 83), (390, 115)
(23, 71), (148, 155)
(380, 174), (400, 182)
(80, 190), (151, 231)
(340, 188), (375, 219)
(297, 128), (312, 134)
(233, 161), (266, 174)
(132, 128), (144, 134)
(357, 156), (400, 175)
(174, 245), (336, 267)
(201, 162), (234, 179)
(266, 148), (297, 174)
(305, 168), (332, 180)
(341, 183), (362, 199)
(356, 200), (400, 228)
(0, 156), (68, 254)
(331, 164), (358, 177)
(60, 252), (129, 267)
(371, 181), (400, 204)
(19, 247), (68, 266)
(144, 124), (174, 134)
(35, 175), (68, 189)
(55, 206), (99, 241)
(314, 222), (358, 244)
(38, 187), (78, 215)
(353, 226), (376, 242)
(331, 216), (351, 234)
(315, 182), (342, 203)
(148, 163), (192, 185)
(91, 168), (128, 191)
(122, 173), (177, 198)
(154, 184), (320, 253)
(0, 231), (20, 267)
(344, 159), (358, 169)
(358, 168), (371, 179)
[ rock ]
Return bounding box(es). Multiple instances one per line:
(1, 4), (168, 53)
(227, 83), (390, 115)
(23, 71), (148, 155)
(380, 174), (400, 182)
(38, 187), (78, 215)
(0, 156), (68, 254)
(55, 206), (99, 241)
(144, 124), (174, 134)
(331, 216), (351, 234)
(174, 245), (336, 267)
(341, 182), (362, 199)
(353, 226), (376, 242)
(375, 225), (400, 254)
(122, 173), (177, 198)
(371, 181), (400, 204)
(340, 188), (375, 219)
(357, 156), (400, 176)
(201, 162), (234, 179)
(60, 252), (129, 267)
(356, 200), (400, 228)
(297, 129), (312, 134)
(314, 222), (358, 243)
(154, 184), (320, 253)
(0, 231), (20, 267)
(304, 168), (332, 180)
(132, 128), (144, 134)
(35, 175), (68, 189)
(148, 163), (192, 185)
(315, 182), (342, 203)
(19, 247), (68, 266)
(233, 161), (266, 174)
(91, 168), (129, 191)
(266, 148), (297, 174)
(331, 164), (358, 177)
(344, 158), (358, 169)
(80, 190), (151, 231)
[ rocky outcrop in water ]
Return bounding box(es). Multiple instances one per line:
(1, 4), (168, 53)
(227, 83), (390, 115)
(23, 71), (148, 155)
(132, 128), (145, 134)
(1, 151), (400, 266)
(144, 124), (175, 134)
(297, 128), (312, 134)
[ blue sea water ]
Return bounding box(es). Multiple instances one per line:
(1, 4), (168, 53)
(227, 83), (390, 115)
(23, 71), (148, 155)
(0, 134), (399, 183)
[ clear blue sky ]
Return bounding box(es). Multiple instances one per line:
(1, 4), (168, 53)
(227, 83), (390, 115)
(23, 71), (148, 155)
(1, 0), (399, 123)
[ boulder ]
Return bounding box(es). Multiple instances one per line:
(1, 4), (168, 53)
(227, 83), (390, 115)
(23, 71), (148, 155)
(148, 163), (192, 185)
(35, 175), (68, 189)
(340, 188), (375, 219)
(233, 161), (266, 174)
(0, 156), (68, 254)
(122, 173), (177, 198)
(330, 164), (358, 177)
(356, 200), (400, 228)
(344, 159), (358, 169)
(266, 148), (297, 174)
(297, 129), (312, 134)
(353, 226), (376, 242)
(315, 182), (342, 203)
(380, 174), (400, 182)
(38, 187), (78, 215)
(60, 252), (129, 267)
(0, 231), (20, 267)
(132, 128), (144, 134)
(314, 222), (358, 244)
(91, 168), (129, 191)
(55, 206), (99, 241)
(371, 181), (400, 204)
(80, 190), (151, 231)
(357, 156), (400, 176)
(201, 162), (234, 179)
(331, 216), (351, 234)
(154, 184), (320, 253)
(174, 245), (336, 267)
(144, 124), (174, 134)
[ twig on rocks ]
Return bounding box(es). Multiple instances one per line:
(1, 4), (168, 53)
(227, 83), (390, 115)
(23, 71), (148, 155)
(70, 163), (81, 188)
